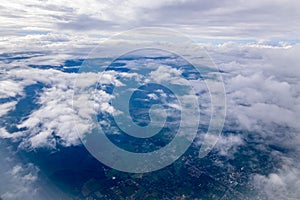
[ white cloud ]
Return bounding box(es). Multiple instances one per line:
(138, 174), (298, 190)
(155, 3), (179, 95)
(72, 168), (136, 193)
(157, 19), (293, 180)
(215, 134), (244, 157)
(252, 164), (300, 199)
(0, 40), (300, 198)
(1, 42), (299, 152)
(198, 133), (244, 157)
(208, 43), (300, 132)
(0, 33), (99, 56)
(0, 80), (24, 99)
(0, 101), (17, 116)
(149, 65), (186, 85)
(206, 42), (300, 199)
(0, 143), (70, 200)
(0, 60), (144, 149)
(1, 162), (39, 200)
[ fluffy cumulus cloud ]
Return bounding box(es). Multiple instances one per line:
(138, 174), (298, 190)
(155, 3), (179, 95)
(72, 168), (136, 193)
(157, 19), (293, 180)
(253, 165), (300, 199)
(0, 53), (157, 149)
(1, 39), (300, 199)
(0, 64), (129, 149)
(210, 43), (300, 133)
(205, 42), (300, 199)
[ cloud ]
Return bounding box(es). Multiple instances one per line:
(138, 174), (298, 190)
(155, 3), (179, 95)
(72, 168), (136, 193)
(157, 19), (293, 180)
(0, 162), (39, 200)
(206, 43), (300, 132)
(0, 0), (299, 40)
(0, 41), (300, 198)
(0, 33), (100, 56)
(0, 65), (91, 148)
(0, 142), (71, 200)
(0, 80), (24, 99)
(0, 101), (17, 116)
(205, 42), (300, 199)
(0, 144), (40, 200)
(197, 133), (244, 159)
(148, 65), (186, 85)
(0, 58), (143, 149)
(56, 14), (116, 31)
(214, 134), (244, 157)
(1, 42), (299, 150)
(252, 163), (300, 199)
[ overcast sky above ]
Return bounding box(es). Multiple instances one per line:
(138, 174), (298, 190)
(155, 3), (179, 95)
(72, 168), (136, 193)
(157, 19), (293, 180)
(1, 0), (299, 42)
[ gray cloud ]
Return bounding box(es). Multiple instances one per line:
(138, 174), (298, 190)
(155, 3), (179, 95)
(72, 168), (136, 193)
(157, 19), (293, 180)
(1, 0), (299, 40)
(56, 14), (117, 31)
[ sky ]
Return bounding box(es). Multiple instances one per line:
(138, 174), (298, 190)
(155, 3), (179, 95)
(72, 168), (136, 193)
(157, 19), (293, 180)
(0, 0), (300, 199)
(1, 0), (300, 42)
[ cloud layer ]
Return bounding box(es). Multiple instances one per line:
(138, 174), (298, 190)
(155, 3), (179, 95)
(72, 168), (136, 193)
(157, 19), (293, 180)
(1, 0), (300, 40)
